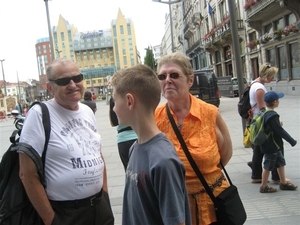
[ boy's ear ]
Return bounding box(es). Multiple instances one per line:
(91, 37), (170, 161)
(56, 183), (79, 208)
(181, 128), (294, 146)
(126, 93), (135, 109)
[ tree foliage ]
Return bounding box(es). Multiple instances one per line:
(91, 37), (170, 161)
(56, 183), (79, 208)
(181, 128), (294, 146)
(143, 47), (157, 71)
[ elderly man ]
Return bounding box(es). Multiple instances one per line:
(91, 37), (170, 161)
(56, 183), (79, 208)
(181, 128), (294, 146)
(18, 58), (114, 225)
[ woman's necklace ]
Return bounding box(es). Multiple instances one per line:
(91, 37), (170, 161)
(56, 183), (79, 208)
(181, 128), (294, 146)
(177, 122), (182, 130)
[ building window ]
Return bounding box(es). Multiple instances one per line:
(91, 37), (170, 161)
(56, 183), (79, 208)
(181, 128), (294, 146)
(248, 31), (258, 51)
(53, 32), (57, 42)
(113, 26), (117, 37)
(277, 46), (287, 80)
(120, 25), (124, 34)
(61, 32), (65, 41)
(275, 18), (284, 30)
(266, 49), (275, 66)
(215, 51), (221, 63)
(127, 24), (131, 35)
(287, 13), (296, 25)
(219, 1), (227, 20)
(68, 31), (72, 42)
(216, 64), (222, 77)
(290, 42), (300, 79)
(264, 23), (273, 34)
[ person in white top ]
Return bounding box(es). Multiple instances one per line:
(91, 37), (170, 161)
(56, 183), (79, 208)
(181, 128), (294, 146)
(18, 58), (114, 225)
(248, 63), (280, 184)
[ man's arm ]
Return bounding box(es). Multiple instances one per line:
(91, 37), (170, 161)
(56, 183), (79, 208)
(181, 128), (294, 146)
(216, 112), (233, 166)
(19, 152), (55, 225)
(101, 152), (108, 193)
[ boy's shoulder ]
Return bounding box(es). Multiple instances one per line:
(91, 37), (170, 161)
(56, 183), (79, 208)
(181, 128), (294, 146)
(264, 110), (278, 120)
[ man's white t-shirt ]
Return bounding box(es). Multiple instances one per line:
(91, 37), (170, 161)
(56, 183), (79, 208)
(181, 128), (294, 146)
(19, 99), (104, 200)
(249, 81), (267, 117)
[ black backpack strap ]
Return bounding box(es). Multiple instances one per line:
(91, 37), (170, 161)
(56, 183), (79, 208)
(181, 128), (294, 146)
(29, 102), (51, 177)
(9, 130), (20, 144)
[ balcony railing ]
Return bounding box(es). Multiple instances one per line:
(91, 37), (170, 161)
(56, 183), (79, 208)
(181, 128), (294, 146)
(246, 0), (276, 19)
(202, 20), (244, 46)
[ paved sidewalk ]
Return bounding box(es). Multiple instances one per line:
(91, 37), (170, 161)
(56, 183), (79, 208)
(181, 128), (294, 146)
(97, 96), (300, 225)
(0, 96), (299, 224)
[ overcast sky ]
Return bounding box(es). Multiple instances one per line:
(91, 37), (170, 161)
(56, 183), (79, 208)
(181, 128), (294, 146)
(0, 0), (168, 82)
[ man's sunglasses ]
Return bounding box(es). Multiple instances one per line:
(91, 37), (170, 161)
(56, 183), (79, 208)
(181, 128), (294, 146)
(49, 74), (83, 86)
(157, 73), (181, 80)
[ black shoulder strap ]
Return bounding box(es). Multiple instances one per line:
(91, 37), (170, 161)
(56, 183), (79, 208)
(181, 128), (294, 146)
(166, 104), (232, 207)
(29, 102), (51, 168)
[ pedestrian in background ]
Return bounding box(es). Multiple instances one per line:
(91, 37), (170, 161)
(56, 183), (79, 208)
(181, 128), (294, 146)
(259, 91), (297, 193)
(23, 104), (29, 116)
(15, 100), (23, 115)
(92, 92), (97, 101)
(249, 63), (281, 184)
(112, 64), (191, 225)
(18, 58), (114, 225)
(81, 91), (97, 113)
(155, 52), (232, 225)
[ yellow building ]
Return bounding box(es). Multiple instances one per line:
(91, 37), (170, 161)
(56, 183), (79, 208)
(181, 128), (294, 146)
(53, 9), (138, 95)
(53, 15), (78, 60)
(111, 8), (139, 70)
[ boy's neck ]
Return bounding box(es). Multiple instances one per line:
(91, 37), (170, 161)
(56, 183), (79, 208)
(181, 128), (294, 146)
(267, 106), (275, 110)
(132, 114), (160, 144)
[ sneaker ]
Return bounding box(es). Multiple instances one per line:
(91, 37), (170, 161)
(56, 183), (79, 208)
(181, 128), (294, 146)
(260, 185), (277, 193)
(279, 182), (298, 190)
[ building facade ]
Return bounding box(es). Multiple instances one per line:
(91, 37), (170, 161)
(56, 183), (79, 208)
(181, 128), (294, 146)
(53, 15), (78, 60)
(36, 37), (51, 97)
(36, 9), (139, 97)
(245, 0), (300, 95)
(164, 0), (300, 95)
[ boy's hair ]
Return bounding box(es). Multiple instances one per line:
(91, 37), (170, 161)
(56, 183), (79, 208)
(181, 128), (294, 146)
(111, 64), (161, 111)
(157, 52), (193, 77)
(259, 63), (278, 81)
(265, 101), (275, 107)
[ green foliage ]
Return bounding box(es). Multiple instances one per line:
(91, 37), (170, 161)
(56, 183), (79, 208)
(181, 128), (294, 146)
(143, 47), (157, 71)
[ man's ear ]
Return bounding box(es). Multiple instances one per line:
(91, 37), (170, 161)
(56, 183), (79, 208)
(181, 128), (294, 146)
(47, 82), (54, 95)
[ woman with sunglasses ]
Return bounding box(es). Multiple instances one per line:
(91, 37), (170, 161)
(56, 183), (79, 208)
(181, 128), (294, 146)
(155, 52), (233, 225)
(248, 63), (282, 184)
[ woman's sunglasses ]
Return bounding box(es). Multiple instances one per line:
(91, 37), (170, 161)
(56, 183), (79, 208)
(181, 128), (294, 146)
(49, 74), (83, 86)
(157, 73), (181, 80)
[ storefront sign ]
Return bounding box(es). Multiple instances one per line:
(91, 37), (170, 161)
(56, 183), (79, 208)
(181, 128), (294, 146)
(80, 30), (103, 39)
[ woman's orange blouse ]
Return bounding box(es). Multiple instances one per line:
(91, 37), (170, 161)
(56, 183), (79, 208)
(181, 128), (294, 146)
(155, 95), (228, 225)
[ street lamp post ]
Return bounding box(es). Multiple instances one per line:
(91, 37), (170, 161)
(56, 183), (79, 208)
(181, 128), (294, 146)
(44, 0), (55, 61)
(0, 59), (7, 96)
(227, 0), (246, 131)
(152, 0), (183, 53)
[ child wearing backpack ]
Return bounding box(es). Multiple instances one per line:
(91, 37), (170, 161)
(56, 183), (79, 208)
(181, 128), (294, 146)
(259, 91), (297, 193)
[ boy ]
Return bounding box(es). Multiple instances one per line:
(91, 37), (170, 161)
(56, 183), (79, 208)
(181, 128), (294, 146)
(260, 91), (297, 193)
(111, 65), (191, 225)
